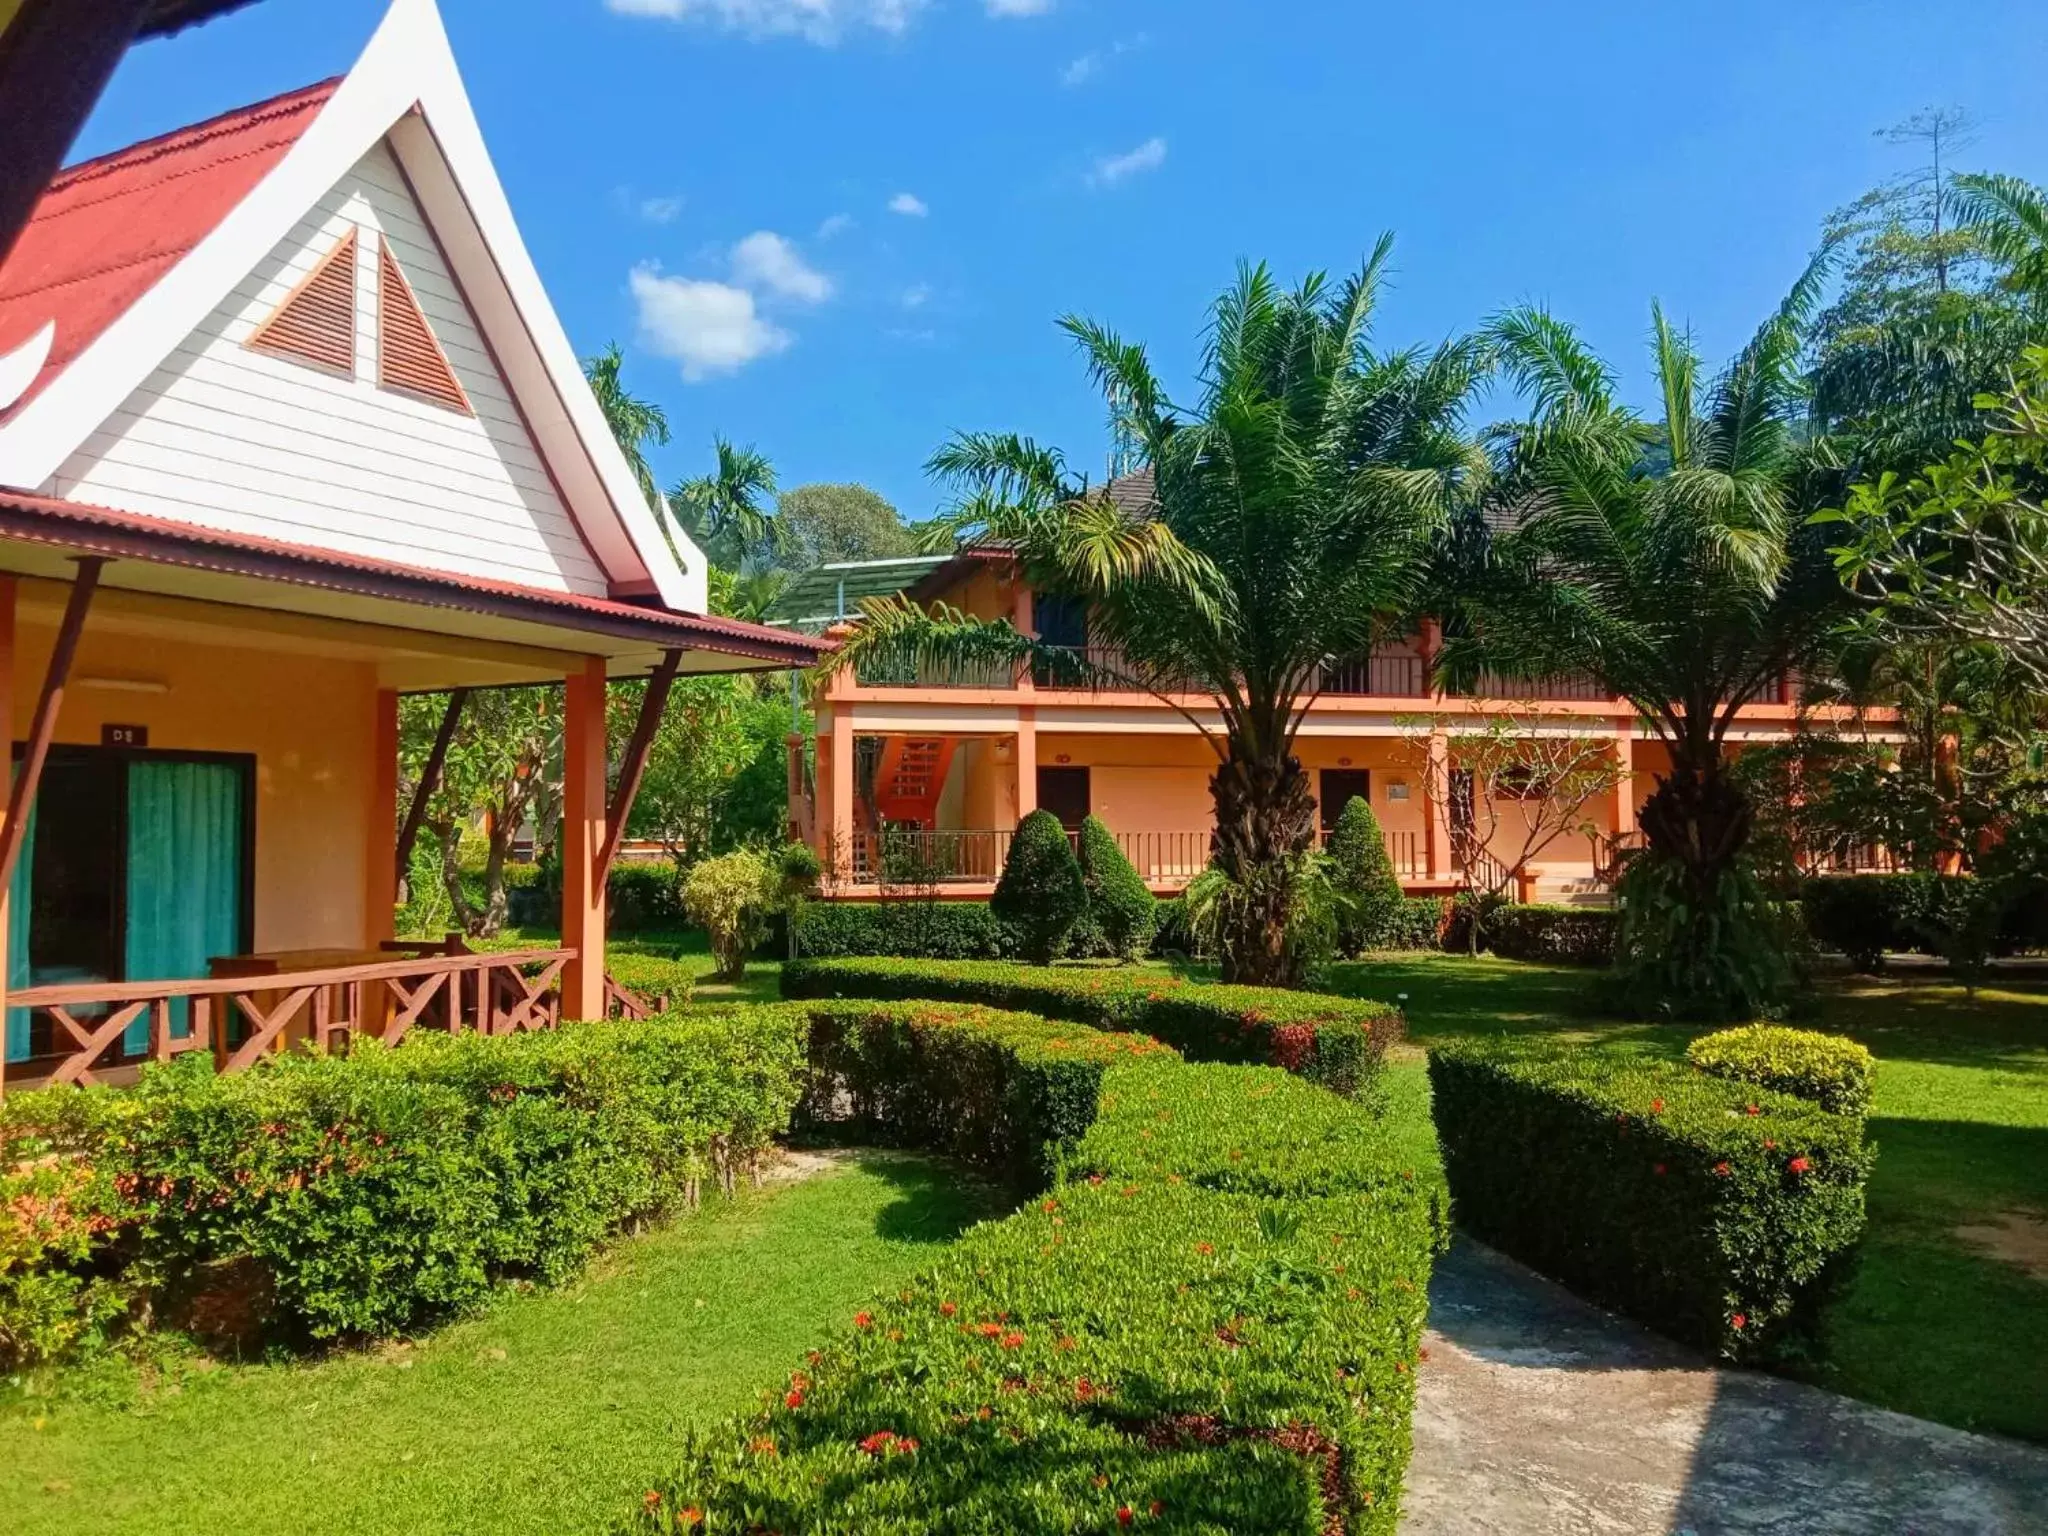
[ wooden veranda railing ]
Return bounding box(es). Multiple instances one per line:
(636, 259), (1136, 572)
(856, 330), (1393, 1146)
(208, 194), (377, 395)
(5, 947), (573, 1088)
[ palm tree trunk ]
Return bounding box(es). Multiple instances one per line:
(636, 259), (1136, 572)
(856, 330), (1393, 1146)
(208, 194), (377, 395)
(1636, 752), (1753, 894)
(1209, 742), (1318, 985)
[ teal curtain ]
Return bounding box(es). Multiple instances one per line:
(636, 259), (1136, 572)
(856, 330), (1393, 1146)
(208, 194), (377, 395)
(125, 761), (244, 1050)
(5, 800), (34, 1064)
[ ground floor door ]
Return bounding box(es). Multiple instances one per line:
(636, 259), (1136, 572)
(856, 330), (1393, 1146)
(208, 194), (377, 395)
(7, 747), (252, 1061)
(1036, 766), (1091, 832)
(1319, 768), (1372, 835)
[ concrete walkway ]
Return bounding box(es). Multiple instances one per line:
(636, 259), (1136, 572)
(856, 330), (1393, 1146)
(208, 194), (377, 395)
(1403, 1240), (2048, 1535)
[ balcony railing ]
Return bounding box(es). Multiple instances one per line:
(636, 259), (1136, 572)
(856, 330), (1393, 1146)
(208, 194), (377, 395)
(1473, 670), (1614, 703)
(1317, 651), (1429, 698)
(3, 948), (575, 1087)
(1033, 646), (1204, 695)
(835, 826), (1422, 886)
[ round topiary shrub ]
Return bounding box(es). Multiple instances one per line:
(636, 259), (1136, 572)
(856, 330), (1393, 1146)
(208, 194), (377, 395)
(1327, 795), (1403, 955)
(1076, 815), (1158, 962)
(1686, 1024), (1875, 1118)
(992, 810), (1088, 965)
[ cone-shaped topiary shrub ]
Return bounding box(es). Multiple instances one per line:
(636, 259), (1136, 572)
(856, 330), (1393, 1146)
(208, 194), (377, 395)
(992, 810), (1088, 964)
(1328, 795), (1403, 955)
(1076, 815), (1158, 962)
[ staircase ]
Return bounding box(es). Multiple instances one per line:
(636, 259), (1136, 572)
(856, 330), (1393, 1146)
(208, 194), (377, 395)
(871, 737), (958, 828)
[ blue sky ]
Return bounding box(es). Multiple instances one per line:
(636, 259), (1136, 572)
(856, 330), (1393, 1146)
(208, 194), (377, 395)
(75, 0), (2048, 521)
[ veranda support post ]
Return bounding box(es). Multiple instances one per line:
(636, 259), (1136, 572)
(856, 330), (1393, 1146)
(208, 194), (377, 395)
(560, 656), (608, 1021)
(0, 576), (13, 1098)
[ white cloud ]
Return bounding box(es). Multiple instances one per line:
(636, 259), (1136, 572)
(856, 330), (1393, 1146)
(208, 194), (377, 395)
(888, 191), (929, 218)
(730, 231), (834, 303)
(986, 0), (1052, 15)
(1088, 136), (1167, 188)
(638, 195), (684, 224)
(817, 212), (855, 239)
(900, 282), (932, 310)
(630, 265), (792, 382)
(604, 0), (927, 44)
(1062, 32), (1145, 87)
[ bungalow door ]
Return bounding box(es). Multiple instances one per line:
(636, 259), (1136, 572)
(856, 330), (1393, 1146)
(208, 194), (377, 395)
(6, 748), (252, 1062)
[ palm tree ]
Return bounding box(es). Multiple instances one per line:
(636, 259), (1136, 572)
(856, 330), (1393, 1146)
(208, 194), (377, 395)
(669, 437), (784, 573)
(583, 343), (670, 508)
(1444, 277), (1851, 1015)
(836, 250), (1489, 984)
(1952, 172), (2048, 298)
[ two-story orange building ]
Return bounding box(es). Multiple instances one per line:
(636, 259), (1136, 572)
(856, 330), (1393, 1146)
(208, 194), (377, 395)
(780, 546), (1847, 907)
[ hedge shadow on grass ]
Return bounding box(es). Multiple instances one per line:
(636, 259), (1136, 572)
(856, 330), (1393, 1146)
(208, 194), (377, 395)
(861, 1155), (1007, 1247)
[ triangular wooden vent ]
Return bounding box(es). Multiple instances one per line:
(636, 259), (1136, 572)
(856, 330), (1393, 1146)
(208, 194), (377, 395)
(377, 240), (471, 414)
(247, 228), (358, 374)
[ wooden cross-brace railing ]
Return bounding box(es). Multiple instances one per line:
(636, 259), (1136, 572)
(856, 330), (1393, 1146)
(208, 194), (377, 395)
(5, 947), (575, 1087)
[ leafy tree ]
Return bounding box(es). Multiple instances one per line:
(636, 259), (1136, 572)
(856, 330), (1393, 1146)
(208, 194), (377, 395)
(1827, 347), (2048, 684)
(1076, 815), (1157, 962)
(402, 688), (561, 936)
(1446, 279), (1851, 1017)
(1325, 796), (1402, 956)
(992, 810), (1087, 964)
(833, 252), (1487, 984)
(775, 483), (919, 571)
(1807, 118), (2040, 477)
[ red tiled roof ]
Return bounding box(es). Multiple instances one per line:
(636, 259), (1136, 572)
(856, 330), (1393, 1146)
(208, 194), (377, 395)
(0, 487), (830, 668)
(0, 79), (338, 422)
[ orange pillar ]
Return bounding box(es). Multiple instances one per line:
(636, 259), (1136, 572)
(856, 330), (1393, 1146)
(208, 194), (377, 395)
(1422, 730), (1453, 879)
(0, 578), (13, 1098)
(366, 687), (399, 945)
(825, 701), (855, 879)
(1612, 724), (1636, 839)
(1013, 707), (1038, 826)
(561, 656), (609, 1021)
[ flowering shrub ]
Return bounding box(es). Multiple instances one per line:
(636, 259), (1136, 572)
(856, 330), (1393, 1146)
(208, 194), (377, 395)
(0, 1091), (132, 1372)
(0, 1010), (806, 1354)
(782, 958), (1403, 1098)
(1428, 1037), (1872, 1359)
(634, 1008), (1445, 1535)
(799, 1001), (1175, 1191)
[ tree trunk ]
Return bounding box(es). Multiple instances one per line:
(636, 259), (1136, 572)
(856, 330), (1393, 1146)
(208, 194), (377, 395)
(1636, 754), (1752, 896)
(1209, 742), (1318, 986)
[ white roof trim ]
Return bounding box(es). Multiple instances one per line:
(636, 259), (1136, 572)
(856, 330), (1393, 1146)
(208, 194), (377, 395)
(0, 0), (706, 614)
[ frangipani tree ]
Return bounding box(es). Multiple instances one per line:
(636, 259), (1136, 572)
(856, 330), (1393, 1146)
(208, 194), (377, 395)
(831, 251), (1488, 984)
(1442, 279), (1851, 1015)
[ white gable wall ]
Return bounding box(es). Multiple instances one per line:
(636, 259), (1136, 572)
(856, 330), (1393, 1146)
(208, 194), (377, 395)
(44, 142), (609, 598)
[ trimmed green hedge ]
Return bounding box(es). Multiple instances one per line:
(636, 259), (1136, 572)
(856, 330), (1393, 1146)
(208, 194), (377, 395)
(799, 1000), (1175, 1191)
(634, 1005), (1446, 1534)
(1373, 896), (1449, 952)
(781, 957), (1403, 1098)
(791, 899), (1010, 961)
(506, 860), (687, 932)
(1686, 1026), (1875, 1118)
(1482, 904), (1617, 966)
(1428, 1037), (1872, 1358)
(1799, 873), (2048, 970)
(0, 1012), (805, 1364)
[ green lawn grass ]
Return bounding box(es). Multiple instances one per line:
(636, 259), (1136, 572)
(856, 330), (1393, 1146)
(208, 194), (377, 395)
(1329, 953), (2048, 1444)
(0, 1154), (999, 1536)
